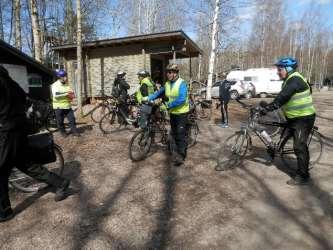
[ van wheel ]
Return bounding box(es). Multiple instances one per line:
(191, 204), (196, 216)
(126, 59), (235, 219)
(230, 90), (239, 100)
(260, 93), (268, 98)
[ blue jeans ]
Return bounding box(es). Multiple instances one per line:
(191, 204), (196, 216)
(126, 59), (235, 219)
(55, 109), (77, 133)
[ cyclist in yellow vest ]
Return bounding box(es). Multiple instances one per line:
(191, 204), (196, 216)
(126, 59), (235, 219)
(261, 57), (316, 185)
(136, 70), (156, 104)
(51, 70), (79, 137)
(144, 64), (190, 166)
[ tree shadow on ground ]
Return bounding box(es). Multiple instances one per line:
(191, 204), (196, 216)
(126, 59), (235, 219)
(146, 155), (177, 249)
(236, 165), (333, 249)
(70, 163), (144, 249)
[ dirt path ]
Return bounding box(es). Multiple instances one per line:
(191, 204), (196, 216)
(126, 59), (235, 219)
(1, 92), (332, 250)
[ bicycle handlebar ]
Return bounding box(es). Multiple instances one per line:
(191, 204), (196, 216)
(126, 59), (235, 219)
(235, 98), (253, 109)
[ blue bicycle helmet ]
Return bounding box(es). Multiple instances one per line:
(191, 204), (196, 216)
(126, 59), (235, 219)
(274, 57), (298, 72)
(55, 69), (67, 78)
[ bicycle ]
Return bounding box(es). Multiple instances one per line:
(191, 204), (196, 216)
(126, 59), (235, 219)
(216, 99), (322, 170)
(99, 95), (139, 134)
(9, 143), (64, 192)
(191, 98), (213, 120)
(88, 94), (115, 123)
(129, 101), (199, 161)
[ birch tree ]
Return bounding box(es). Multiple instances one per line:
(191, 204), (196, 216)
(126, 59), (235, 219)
(206, 0), (220, 100)
(0, 1), (4, 40)
(29, 0), (42, 61)
(76, 0), (83, 115)
(13, 0), (21, 49)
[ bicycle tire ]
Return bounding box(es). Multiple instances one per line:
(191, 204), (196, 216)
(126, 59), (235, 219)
(129, 130), (152, 161)
(10, 145), (64, 193)
(187, 121), (199, 148)
(99, 110), (124, 134)
(216, 131), (249, 171)
(91, 104), (110, 123)
(281, 129), (323, 169)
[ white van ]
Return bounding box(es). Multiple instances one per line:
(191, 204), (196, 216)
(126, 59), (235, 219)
(242, 68), (283, 98)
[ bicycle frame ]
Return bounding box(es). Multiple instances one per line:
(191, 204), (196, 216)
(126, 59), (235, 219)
(239, 102), (317, 157)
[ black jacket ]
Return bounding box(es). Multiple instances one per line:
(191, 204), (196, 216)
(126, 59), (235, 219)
(0, 75), (27, 131)
(114, 78), (130, 98)
(218, 80), (235, 100)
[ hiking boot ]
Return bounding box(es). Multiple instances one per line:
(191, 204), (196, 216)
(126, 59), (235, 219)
(287, 175), (311, 186)
(172, 153), (184, 166)
(0, 208), (14, 223)
(54, 179), (70, 202)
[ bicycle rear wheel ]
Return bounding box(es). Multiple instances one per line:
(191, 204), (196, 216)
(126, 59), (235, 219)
(281, 129), (323, 168)
(99, 110), (125, 134)
(216, 131), (249, 171)
(10, 145), (64, 193)
(129, 130), (152, 161)
(91, 104), (110, 123)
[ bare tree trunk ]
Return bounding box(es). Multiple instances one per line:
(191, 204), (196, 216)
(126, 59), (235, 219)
(0, 2), (4, 40)
(13, 0), (22, 49)
(76, 0), (83, 116)
(30, 0), (42, 62)
(206, 0), (220, 101)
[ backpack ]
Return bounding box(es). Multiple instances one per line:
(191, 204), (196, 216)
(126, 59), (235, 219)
(112, 82), (121, 98)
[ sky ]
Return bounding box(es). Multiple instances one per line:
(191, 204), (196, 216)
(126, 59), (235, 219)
(235, 0), (333, 40)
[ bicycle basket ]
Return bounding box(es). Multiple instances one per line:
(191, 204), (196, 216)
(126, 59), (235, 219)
(27, 132), (56, 165)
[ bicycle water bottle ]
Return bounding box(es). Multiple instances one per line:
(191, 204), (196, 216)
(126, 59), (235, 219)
(260, 130), (272, 145)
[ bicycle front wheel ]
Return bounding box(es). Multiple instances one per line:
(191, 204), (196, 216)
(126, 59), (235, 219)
(129, 130), (152, 161)
(216, 131), (249, 171)
(99, 110), (124, 134)
(10, 145), (64, 193)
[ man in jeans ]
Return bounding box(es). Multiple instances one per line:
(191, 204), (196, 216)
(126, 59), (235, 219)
(51, 70), (79, 137)
(0, 65), (70, 222)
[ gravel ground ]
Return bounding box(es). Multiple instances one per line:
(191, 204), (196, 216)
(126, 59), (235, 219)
(0, 91), (332, 250)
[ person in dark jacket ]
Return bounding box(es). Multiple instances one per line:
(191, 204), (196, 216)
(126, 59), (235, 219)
(260, 57), (316, 185)
(112, 71), (130, 119)
(0, 65), (70, 222)
(216, 80), (236, 128)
